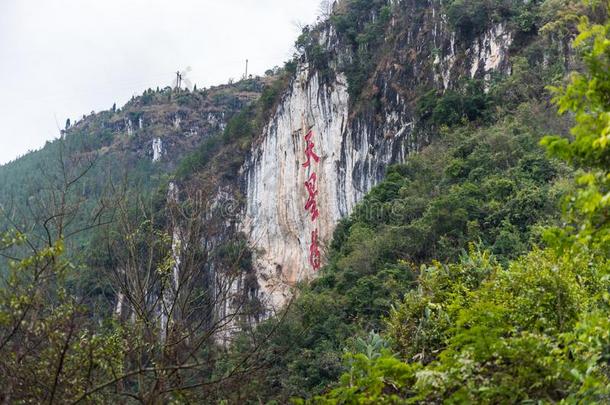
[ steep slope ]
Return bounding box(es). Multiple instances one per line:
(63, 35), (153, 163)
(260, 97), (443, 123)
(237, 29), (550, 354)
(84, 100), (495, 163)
(1, 0), (602, 402)
(0, 79), (268, 248)
(235, 0), (543, 309)
(113, 0), (580, 337)
(0, 0), (576, 332)
(211, 0), (593, 400)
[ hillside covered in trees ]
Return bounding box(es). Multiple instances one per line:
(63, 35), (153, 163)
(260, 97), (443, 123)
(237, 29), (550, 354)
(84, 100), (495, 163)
(0, 0), (609, 403)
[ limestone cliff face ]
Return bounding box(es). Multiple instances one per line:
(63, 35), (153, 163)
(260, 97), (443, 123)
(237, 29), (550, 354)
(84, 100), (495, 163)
(241, 68), (408, 309)
(238, 0), (514, 310)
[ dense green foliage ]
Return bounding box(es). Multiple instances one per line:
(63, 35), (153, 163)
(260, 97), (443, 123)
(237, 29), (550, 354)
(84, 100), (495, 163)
(226, 106), (568, 402)
(331, 0), (391, 102)
(0, 232), (125, 403)
(332, 107), (565, 269)
(222, 46), (574, 405)
(542, 13), (610, 255)
(219, 2), (610, 403)
(1, 0), (608, 403)
(306, 8), (610, 403)
(311, 249), (608, 403)
(416, 79), (491, 128)
(443, 0), (579, 41)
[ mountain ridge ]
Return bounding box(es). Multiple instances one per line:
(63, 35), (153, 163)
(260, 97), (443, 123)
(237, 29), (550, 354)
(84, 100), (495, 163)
(1, 0), (608, 402)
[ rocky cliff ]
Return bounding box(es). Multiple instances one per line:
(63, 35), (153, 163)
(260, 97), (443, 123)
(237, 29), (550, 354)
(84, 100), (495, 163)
(0, 0), (567, 335)
(238, 0), (516, 310)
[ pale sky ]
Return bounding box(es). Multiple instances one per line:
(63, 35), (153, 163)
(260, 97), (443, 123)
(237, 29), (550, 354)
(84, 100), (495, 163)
(0, 0), (320, 165)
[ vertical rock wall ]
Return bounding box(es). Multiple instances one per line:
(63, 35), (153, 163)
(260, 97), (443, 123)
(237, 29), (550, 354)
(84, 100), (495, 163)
(239, 1), (514, 310)
(241, 69), (409, 309)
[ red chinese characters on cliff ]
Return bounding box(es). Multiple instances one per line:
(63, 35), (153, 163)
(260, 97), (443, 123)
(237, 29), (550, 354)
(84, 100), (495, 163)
(309, 230), (321, 270)
(302, 130), (320, 168)
(304, 173), (320, 221)
(302, 128), (321, 271)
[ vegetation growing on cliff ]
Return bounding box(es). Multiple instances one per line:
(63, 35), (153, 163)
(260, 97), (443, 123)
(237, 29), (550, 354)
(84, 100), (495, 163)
(222, 78), (571, 404)
(0, 0), (608, 403)
(215, 2), (610, 403)
(176, 71), (292, 182)
(306, 9), (610, 403)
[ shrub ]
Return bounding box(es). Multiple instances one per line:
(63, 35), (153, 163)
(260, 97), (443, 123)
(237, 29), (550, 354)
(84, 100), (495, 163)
(417, 80), (490, 128)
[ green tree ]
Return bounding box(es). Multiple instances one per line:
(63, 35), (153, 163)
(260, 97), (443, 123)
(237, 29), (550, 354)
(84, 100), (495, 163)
(542, 8), (610, 256)
(310, 4), (610, 403)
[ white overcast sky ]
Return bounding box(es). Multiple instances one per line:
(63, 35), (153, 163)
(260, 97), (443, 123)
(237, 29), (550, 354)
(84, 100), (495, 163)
(0, 0), (320, 165)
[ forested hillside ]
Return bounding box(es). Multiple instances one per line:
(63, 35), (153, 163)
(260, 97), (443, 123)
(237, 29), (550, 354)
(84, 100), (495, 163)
(0, 78), (268, 254)
(0, 0), (608, 403)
